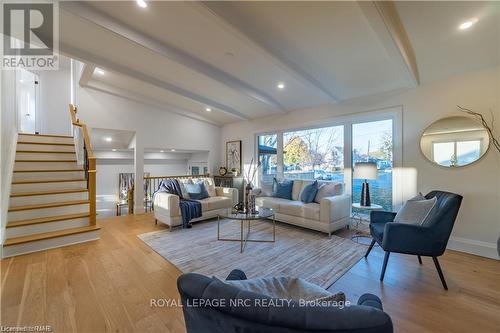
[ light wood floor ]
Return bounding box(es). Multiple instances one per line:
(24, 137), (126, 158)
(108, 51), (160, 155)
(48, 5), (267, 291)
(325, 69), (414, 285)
(1, 213), (499, 333)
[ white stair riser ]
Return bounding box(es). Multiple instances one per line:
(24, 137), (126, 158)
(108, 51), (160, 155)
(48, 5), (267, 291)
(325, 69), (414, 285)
(10, 192), (88, 207)
(14, 161), (78, 171)
(2, 230), (99, 258)
(18, 135), (73, 144)
(17, 143), (75, 152)
(13, 171), (85, 182)
(6, 217), (90, 238)
(16, 152), (76, 160)
(8, 203), (89, 221)
(11, 181), (87, 192)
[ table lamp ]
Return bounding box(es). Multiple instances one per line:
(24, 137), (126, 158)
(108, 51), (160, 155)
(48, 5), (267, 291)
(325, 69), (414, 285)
(353, 162), (378, 206)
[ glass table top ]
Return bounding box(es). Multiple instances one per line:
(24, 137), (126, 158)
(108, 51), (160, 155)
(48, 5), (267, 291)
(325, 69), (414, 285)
(219, 207), (274, 220)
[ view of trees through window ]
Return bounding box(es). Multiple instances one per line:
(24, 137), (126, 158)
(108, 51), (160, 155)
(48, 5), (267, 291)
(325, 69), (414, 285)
(352, 119), (393, 211)
(258, 134), (277, 184)
(283, 126), (344, 182)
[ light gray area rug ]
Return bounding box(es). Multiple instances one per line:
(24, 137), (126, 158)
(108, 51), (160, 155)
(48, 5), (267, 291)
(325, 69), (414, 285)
(138, 219), (365, 289)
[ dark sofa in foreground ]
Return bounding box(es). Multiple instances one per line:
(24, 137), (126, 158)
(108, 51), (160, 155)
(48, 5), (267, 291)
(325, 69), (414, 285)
(177, 269), (393, 333)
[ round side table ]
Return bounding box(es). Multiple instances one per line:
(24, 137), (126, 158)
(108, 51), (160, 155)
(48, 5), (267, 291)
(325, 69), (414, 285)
(351, 203), (383, 245)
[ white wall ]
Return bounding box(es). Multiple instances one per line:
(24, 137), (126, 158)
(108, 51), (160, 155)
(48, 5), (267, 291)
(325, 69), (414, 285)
(221, 67), (500, 259)
(0, 69), (19, 248)
(96, 159), (188, 218)
(76, 87), (221, 175)
(37, 68), (72, 135)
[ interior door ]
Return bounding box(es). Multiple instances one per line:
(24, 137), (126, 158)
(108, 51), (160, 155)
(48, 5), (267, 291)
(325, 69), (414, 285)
(16, 69), (39, 133)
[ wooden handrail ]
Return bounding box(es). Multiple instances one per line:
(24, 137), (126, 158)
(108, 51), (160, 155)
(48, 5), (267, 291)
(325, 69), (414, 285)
(143, 173), (210, 180)
(69, 104), (96, 225)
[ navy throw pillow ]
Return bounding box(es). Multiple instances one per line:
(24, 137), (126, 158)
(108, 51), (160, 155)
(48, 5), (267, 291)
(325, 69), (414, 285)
(300, 180), (319, 203)
(271, 178), (293, 200)
(186, 182), (209, 200)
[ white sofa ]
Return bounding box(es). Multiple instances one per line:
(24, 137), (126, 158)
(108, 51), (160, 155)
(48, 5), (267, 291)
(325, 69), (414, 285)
(255, 180), (351, 236)
(153, 177), (238, 230)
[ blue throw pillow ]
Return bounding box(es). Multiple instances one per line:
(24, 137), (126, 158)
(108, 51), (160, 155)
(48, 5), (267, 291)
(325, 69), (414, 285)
(186, 182), (209, 200)
(271, 178), (293, 200)
(301, 180), (319, 203)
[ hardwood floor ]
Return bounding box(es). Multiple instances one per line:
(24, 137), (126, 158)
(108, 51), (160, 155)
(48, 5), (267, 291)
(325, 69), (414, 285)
(1, 213), (499, 332)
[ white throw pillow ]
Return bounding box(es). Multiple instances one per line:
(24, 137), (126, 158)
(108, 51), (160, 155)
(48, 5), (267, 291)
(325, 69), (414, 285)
(394, 196), (437, 225)
(313, 182), (343, 203)
(178, 178), (192, 199)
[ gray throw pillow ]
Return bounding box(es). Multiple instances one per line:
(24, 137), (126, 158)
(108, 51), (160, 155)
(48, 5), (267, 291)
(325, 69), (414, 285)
(394, 196), (437, 225)
(224, 276), (333, 301)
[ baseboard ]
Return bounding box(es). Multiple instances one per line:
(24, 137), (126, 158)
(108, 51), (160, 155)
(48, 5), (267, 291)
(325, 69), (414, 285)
(447, 236), (499, 260)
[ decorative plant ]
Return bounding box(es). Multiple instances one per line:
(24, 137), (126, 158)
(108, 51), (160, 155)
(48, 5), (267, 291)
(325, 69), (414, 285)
(244, 157), (261, 187)
(457, 105), (500, 153)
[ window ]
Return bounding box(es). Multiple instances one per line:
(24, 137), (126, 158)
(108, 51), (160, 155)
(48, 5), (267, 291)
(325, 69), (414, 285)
(283, 126), (344, 182)
(433, 140), (481, 167)
(352, 119), (393, 211)
(258, 134), (278, 184)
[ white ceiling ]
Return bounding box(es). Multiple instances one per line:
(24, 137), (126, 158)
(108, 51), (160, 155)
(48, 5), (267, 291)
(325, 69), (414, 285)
(59, 1), (499, 125)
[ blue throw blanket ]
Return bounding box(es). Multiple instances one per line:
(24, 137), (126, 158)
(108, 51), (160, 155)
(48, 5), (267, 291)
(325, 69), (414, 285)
(154, 179), (202, 228)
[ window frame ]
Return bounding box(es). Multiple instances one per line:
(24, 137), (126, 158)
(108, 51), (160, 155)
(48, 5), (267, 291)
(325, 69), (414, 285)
(254, 106), (403, 210)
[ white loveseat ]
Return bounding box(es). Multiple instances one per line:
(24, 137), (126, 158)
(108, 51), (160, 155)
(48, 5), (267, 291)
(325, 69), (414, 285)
(255, 180), (351, 236)
(153, 177), (238, 230)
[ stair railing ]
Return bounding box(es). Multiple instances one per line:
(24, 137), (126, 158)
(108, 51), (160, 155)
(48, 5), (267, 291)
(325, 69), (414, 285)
(143, 174), (210, 212)
(69, 104), (96, 225)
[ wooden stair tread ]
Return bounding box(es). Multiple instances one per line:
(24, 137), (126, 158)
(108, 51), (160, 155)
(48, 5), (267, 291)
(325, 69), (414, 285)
(7, 213), (91, 228)
(10, 189), (88, 197)
(15, 159), (77, 162)
(3, 225), (100, 246)
(16, 150), (76, 154)
(17, 141), (74, 146)
(19, 133), (73, 138)
(14, 169), (84, 173)
(12, 179), (86, 184)
(8, 200), (89, 212)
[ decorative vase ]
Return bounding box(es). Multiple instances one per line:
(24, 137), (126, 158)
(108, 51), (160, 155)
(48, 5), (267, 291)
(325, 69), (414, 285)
(244, 183), (253, 214)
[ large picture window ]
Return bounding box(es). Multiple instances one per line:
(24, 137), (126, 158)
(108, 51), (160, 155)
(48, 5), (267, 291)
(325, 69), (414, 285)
(352, 119), (393, 211)
(257, 134), (278, 185)
(283, 126), (344, 182)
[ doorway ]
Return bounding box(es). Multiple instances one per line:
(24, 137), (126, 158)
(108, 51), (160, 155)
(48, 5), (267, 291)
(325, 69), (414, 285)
(16, 69), (39, 134)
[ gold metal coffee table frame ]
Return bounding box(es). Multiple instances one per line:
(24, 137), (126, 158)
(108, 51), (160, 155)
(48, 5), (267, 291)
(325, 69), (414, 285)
(217, 208), (275, 253)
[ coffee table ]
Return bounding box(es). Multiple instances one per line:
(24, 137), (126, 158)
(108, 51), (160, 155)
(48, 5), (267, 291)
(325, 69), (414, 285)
(217, 207), (275, 253)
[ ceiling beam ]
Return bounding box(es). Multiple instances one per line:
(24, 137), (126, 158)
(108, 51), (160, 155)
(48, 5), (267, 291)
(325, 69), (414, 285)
(195, 1), (339, 102)
(78, 63), (95, 87)
(60, 41), (250, 121)
(60, 2), (286, 113)
(358, 1), (420, 86)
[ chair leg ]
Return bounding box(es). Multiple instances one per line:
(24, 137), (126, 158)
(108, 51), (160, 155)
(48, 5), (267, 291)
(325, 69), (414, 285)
(380, 252), (390, 281)
(432, 257), (448, 290)
(418, 255), (422, 264)
(365, 239), (376, 258)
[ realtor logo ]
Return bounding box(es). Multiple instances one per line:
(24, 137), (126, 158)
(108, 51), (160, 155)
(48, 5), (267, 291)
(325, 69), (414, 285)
(2, 1), (59, 70)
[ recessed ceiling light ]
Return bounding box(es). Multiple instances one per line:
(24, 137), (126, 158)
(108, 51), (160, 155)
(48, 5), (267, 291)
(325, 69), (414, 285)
(105, 137), (112, 142)
(205, 107), (212, 112)
(112, 149), (117, 152)
(277, 82), (285, 90)
(171, 149), (176, 152)
(459, 18), (478, 30)
(160, 150), (164, 153)
(95, 68), (105, 75)
(136, 0), (147, 8)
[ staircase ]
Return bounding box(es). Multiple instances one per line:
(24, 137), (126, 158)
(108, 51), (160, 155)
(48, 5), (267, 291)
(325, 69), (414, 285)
(3, 106), (100, 257)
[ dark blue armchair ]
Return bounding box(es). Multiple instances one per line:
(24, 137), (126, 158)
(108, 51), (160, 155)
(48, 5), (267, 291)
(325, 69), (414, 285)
(177, 269), (393, 333)
(365, 191), (463, 290)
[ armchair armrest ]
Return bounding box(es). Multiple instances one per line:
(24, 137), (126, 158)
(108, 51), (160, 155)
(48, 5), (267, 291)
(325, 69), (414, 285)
(215, 187), (239, 204)
(320, 194), (351, 223)
(382, 223), (436, 255)
(225, 269), (247, 281)
(370, 211), (397, 224)
(357, 293), (383, 310)
(153, 192), (180, 217)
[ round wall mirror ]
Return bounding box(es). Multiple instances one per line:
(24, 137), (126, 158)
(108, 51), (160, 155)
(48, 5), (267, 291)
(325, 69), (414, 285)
(420, 116), (490, 168)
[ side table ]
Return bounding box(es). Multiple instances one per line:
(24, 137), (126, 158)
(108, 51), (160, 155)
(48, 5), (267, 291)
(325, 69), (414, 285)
(351, 203), (383, 245)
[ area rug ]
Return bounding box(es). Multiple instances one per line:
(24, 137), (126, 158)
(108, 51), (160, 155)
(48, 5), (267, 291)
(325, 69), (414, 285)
(138, 219), (365, 289)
